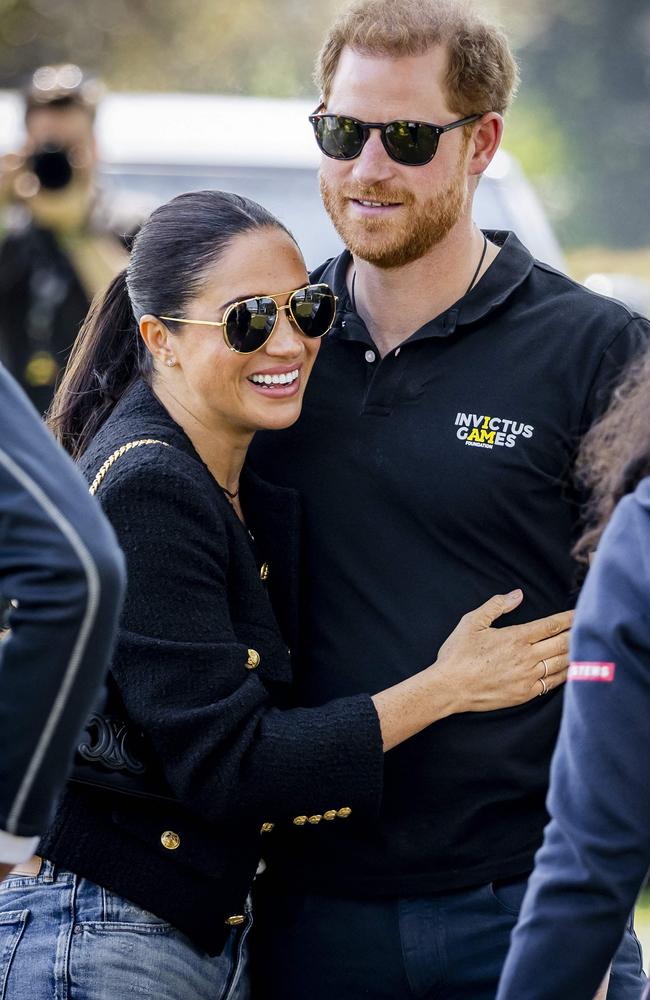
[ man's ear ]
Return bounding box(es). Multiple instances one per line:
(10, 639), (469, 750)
(467, 113), (503, 178)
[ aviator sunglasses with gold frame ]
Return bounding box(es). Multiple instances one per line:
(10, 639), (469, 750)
(160, 283), (337, 355)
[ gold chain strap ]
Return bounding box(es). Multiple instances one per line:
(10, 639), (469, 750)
(89, 439), (170, 496)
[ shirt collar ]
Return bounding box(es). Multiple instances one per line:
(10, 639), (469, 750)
(314, 230), (535, 347)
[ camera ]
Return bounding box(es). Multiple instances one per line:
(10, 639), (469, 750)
(27, 144), (74, 191)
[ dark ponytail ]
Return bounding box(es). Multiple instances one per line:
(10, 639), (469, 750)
(47, 189), (295, 458)
(48, 269), (148, 459)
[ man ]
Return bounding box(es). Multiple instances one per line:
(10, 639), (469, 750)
(0, 64), (133, 412)
(249, 1), (650, 997)
(0, 362), (125, 881)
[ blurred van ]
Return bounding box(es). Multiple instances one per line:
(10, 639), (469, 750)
(0, 91), (566, 271)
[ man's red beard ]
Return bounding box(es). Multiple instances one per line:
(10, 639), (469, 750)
(320, 158), (469, 269)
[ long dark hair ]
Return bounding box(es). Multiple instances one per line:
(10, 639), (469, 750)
(47, 189), (294, 458)
(575, 348), (650, 561)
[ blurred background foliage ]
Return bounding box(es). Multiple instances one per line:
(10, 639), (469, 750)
(0, 0), (648, 250)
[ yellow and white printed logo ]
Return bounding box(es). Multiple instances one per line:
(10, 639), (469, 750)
(455, 412), (535, 449)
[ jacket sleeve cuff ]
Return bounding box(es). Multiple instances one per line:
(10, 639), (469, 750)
(0, 830), (40, 864)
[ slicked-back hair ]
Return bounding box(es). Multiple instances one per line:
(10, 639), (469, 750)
(47, 190), (294, 459)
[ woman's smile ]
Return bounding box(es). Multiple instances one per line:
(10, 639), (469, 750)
(247, 363), (302, 397)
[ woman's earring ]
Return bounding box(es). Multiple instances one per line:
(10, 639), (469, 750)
(165, 358), (177, 367)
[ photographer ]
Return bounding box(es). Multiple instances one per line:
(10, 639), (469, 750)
(0, 64), (133, 412)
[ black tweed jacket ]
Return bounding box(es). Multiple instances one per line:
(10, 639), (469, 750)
(40, 380), (383, 955)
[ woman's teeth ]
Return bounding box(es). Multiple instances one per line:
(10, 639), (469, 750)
(249, 369), (299, 386)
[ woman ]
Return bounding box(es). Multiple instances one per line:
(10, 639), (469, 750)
(0, 190), (569, 999)
(496, 348), (650, 1000)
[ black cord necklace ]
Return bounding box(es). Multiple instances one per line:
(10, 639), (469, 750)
(464, 231), (488, 295)
(349, 231), (489, 312)
(219, 483), (239, 500)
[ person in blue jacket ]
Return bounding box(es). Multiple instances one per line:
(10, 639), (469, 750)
(496, 345), (650, 999)
(0, 361), (125, 882)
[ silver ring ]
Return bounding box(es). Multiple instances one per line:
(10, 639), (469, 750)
(538, 676), (548, 696)
(542, 658), (549, 679)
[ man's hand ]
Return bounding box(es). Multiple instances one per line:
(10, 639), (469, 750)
(0, 862), (14, 883)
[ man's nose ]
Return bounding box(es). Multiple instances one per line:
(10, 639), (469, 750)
(351, 128), (395, 187)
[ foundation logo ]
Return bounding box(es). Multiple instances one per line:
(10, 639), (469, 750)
(455, 412), (535, 449)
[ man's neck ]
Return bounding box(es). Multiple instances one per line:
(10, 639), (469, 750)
(348, 223), (500, 357)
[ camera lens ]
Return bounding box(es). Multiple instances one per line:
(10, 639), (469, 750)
(28, 144), (74, 190)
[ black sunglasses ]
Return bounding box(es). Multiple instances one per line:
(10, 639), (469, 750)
(160, 283), (337, 355)
(309, 105), (482, 166)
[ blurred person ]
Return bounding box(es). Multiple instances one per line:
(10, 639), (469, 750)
(0, 188), (574, 999)
(0, 360), (125, 885)
(248, 1), (650, 997)
(0, 64), (133, 413)
(496, 346), (650, 1000)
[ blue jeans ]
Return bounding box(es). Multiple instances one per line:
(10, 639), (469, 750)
(252, 874), (645, 999)
(0, 860), (251, 1000)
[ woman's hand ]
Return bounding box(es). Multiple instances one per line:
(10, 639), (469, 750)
(434, 589), (571, 715)
(372, 589), (571, 751)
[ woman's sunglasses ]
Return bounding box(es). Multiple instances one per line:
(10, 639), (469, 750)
(309, 105), (482, 166)
(160, 283), (337, 355)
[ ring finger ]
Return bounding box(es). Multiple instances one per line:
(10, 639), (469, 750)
(535, 664), (569, 696)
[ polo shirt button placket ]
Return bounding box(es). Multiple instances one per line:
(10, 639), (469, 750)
(365, 350), (376, 363)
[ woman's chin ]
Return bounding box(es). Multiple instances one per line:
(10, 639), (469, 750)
(248, 396), (305, 433)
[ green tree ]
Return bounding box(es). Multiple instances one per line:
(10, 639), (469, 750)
(515, 0), (650, 247)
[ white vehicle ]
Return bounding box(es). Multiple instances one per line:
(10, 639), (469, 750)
(0, 91), (566, 271)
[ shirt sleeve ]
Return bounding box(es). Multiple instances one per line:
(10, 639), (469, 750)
(0, 363), (126, 838)
(580, 315), (650, 429)
(98, 453), (384, 827)
(496, 480), (650, 1000)
(0, 830), (40, 865)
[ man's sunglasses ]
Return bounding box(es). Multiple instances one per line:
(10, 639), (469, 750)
(160, 283), (337, 355)
(309, 104), (482, 166)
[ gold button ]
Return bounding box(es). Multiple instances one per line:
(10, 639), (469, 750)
(337, 807), (352, 819)
(323, 810), (337, 821)
(246, 649), (260, 670)
(260, 822), (275, 834)
(293, 815), (307, 826)
(308, 815), (322, 825)
(225, 914), (246, 926)
(160, 830), (180, 850)
(259, 562), (269, 581)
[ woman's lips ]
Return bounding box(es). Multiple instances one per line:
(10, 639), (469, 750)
(247, 365), (301, 397)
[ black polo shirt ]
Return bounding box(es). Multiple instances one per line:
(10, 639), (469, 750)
(250, 231), (649, 897)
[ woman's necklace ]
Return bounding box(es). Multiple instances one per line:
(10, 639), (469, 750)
(218, 480), (255, 541)
(218, 482), (239, 500)
(350, 231), (489, 311)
